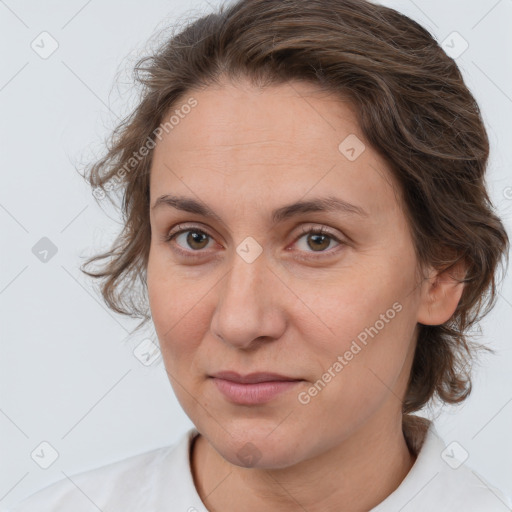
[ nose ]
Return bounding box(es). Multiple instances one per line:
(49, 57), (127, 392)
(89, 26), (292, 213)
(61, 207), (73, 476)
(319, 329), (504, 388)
(210, 247), (287, 350)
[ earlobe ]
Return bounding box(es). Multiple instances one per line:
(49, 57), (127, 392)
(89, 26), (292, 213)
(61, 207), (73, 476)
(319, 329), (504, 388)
(416, 259), (466, 326)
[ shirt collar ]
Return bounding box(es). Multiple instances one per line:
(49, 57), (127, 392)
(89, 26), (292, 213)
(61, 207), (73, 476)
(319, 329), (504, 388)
(167, 418), (446, 512)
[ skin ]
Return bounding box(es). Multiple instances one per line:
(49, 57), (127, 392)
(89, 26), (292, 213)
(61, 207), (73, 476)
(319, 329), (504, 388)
(146, 77), (465, 512)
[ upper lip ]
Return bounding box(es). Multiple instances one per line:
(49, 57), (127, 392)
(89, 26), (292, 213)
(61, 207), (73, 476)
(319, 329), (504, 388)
(211, 371), (301, 384)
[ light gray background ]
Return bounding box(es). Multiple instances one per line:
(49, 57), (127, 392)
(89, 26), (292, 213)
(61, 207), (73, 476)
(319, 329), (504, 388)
(1, 0), (511, 508)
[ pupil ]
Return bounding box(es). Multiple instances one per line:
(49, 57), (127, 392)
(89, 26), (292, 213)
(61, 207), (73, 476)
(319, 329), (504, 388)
(188, 231), (207, 249)
(309, 234), (328, 251)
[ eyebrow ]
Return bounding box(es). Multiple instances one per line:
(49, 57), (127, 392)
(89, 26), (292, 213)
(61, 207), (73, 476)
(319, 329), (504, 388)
(151, 194), (368, 224)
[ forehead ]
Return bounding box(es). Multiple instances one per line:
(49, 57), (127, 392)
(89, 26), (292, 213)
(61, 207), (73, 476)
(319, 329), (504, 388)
(149, 78), (401, 220)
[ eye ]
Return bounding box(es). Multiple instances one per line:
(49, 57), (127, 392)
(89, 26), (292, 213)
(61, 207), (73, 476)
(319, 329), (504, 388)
(162, 224), (214, 257)
(292, 225), (343, 258)
(161, 224), (345, 259)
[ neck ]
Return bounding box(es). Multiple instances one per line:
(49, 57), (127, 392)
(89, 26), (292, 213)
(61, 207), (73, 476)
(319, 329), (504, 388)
(191, 413), (421, 512)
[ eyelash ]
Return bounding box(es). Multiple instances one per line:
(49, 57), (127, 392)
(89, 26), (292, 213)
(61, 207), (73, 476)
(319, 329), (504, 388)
(161, 224), (345, 261)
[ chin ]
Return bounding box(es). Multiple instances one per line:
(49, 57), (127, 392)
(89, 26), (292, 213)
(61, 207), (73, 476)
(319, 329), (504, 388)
(221, 440), (303, 469)
(204, 420), (309, 469)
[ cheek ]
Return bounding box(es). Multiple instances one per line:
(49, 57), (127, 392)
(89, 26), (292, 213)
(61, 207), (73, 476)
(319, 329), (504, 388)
(303, 299), (412, 402)
(146, 249), (215, 370)
(295, 257), (419, 404)
(297, 258), (416, 356)
(294, 301), (417, 443)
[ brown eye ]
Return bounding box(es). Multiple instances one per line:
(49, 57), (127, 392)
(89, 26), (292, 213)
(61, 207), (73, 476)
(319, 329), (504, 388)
(162, 224), (345, 261)
(306, 232), (332, 251)
(184, 230), (210, 250)
(172, 229), (211, 251)
(295, 227), (341, 254)
(161, 224), (215, 256)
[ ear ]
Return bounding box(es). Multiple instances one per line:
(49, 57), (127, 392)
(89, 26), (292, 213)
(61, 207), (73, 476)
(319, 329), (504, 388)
(416, 258), (467, 326)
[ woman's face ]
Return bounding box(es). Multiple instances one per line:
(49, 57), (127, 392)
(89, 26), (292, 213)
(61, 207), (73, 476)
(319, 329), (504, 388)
(147, 78), (426, 468)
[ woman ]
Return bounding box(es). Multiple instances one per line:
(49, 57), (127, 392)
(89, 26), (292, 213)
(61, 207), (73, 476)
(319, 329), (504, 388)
(9, 0), (511, 510)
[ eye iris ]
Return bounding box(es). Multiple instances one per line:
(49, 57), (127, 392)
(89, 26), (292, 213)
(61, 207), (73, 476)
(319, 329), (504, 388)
(308, 233), (330, 251)
(187, 231), (209, 250)
(178, 229), (334, 253)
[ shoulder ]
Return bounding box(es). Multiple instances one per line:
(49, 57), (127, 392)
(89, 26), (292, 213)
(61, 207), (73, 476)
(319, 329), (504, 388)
(6, 428), (200, 512)
(435, 462), (511, 511)
(374, 419), (512, 512)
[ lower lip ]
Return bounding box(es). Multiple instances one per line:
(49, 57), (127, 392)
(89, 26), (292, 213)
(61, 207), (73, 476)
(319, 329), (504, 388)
(211, 378), (301, 405)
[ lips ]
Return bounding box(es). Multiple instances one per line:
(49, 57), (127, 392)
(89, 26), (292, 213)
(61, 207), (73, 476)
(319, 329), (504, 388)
(209, 371), (303, 405)
(210, 371), (300, 384)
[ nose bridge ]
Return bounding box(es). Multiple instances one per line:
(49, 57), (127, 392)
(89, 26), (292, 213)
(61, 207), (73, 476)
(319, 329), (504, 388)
(211, 243), (284, 349)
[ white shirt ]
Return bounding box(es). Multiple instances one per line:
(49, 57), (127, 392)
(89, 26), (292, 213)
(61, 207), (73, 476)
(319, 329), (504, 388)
(6, 424), (512, 511)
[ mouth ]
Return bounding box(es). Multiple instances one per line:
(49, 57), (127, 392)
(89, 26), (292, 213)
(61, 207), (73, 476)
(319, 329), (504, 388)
(209, 371), (304, 405)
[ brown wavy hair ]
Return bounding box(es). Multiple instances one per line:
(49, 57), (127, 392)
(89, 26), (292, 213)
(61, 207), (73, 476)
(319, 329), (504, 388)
(80, 0), (509, 414)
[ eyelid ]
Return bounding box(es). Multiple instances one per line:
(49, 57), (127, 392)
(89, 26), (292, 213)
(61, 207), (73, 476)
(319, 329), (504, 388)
(296, 224), (340, 240)
(290, 225), (344, 259)
(162, 222), (346, 258)
(163, 223), (212, 242)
